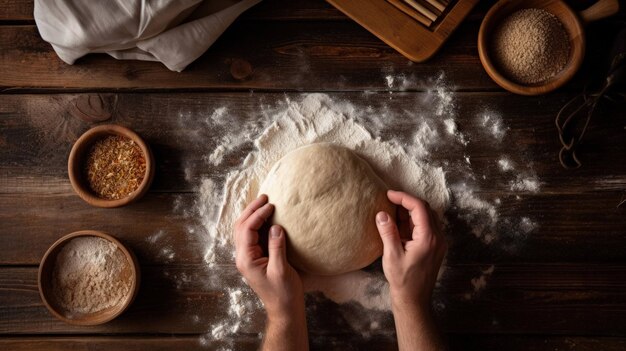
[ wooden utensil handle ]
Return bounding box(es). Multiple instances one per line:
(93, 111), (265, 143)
(387, 0), (433, 26)
(579, 0), (619, 23)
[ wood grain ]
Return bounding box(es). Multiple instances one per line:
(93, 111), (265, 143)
(2, 335), (626, 351)
(1, 93), (624, 194)
(0, 12), (614, 92)
(1, 0), (626, 348)
(0, 0), (32, 21)
(0, 0), (347, 22)
(0, 191), (625, 266)
(326, 0), (479, 62)
(0, 20), (620, 91)
(0, 1), (622, 92)
(0, 92), (624, 267)
(0, 22), (487, 91)
(1, 265), (626, 335)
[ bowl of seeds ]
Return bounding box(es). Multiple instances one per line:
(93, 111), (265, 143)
(478, 0), (584, 95)
(479, 0), (619, 95)
(68, 124), (154, 208)
(38, 230), (140, 325)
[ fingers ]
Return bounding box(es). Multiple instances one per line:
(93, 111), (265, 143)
(235, 197), (274, 274)
(243, 202), (275, 231)
(375, 211), (404, 258)
(387, 190), (433, 241)
(387, 190), (425, 212)
(237, 194), (269, 225)
(267, 225), (288, 272)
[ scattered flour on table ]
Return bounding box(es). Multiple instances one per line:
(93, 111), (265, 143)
(478, 111), (508, 141)
(498, 157), (515, 171)
(509, 175), (541, 192)
(302, 270), (392, 311)
(464, 265), (495, 300)
(163, 73), (541, 345)
(450, 183), (499, 243)
(201, 93), (450, 266)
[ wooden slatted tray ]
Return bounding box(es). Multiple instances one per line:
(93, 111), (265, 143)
(326, 0), (479, 61)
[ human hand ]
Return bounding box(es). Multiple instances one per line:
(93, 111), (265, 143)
(234, 194), (305, 321)
(375, 190), (447, 312)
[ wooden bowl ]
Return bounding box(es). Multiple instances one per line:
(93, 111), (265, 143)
(478, 0), (585, 95)
(38, 230), (141, 325)
(68, 124), (154, 208)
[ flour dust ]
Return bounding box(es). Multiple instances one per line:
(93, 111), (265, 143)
(159, 72), (540, 345)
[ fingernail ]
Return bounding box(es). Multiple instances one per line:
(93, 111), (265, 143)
(270, 226), (281, 238)
(376, 212), (389, 224)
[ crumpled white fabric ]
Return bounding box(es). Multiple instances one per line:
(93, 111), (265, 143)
(34, 0), (261, 72)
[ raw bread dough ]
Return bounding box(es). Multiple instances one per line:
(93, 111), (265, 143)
(259, 143), (395, 275)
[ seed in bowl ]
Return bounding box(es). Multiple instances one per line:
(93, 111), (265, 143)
(492, 8), (570, 85)
(84, 135), (146, 200)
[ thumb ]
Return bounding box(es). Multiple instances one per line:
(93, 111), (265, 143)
(268, 225), (288, 272)
(376, 211), (403, 258)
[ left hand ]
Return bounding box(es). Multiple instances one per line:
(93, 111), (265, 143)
(234, 194), (304, 320)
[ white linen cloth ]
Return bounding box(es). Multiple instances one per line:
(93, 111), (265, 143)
(34, 0), (261, 72)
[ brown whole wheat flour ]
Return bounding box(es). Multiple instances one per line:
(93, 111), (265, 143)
(52, 237), (131, 316)
(492, 8), (570, 84)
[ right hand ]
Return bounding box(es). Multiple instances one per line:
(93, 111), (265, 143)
(375, 190), (447, 311)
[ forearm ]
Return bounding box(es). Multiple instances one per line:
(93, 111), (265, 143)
(261, 306), (309, 351)
(391, 299), (444, 351)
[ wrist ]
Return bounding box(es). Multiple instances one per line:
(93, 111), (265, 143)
(390, 289), (429, 315)
(266, 299), (305, 324)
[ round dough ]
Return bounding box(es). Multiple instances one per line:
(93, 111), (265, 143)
(259, 143), (395, 275)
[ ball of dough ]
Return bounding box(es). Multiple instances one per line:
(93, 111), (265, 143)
(259, 143), (395, 275)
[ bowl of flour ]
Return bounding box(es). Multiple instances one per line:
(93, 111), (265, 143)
(38, 230), (140, 325)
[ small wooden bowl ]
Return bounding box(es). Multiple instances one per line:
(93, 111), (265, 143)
(478, 0), (585, 95)
(38, 230), (141, 325)
(68, 124), (154, 208)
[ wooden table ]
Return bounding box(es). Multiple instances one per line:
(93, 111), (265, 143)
(1, 0), (625, 349)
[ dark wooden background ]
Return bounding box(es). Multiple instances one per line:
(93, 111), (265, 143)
(1, 0), (625, 350)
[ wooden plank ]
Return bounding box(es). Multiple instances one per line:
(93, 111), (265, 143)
(1, 265), (626, 335)
(327, 0), (478, 61)
(243, 0), (347, 21)
(0, 22), (489, 91)
(0, 92), (624, 266)
(1, 19), (619, 91)
(0, 21), (612, 92)
(0, 191), (625, 265)
(1, 93), (625, 194)
(446, 335), (626, 351)
(2, 335), (626, 351)
(0, 0), (32, 21)
(1, 2), (621, 91)
(0, 193), (203, 265)
(0, 0), (606, 24)
(0, 336), (261, 351)
(440, 264), (626, 335)
(0, 0), (346, 22)
(0, 0), (481, 23)
(0, 266), (261, 334)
